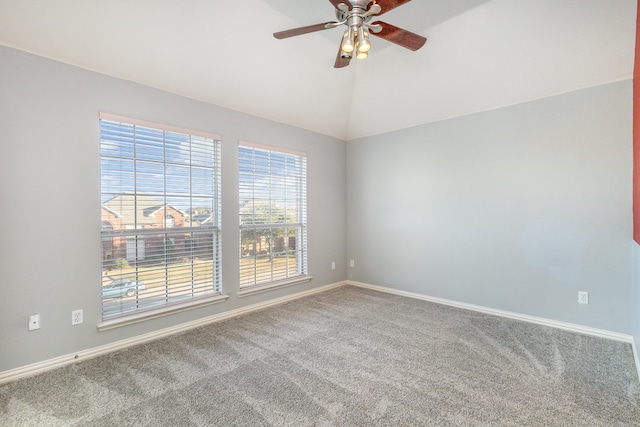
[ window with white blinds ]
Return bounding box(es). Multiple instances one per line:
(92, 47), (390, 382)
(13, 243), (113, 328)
(100, 113), (222, 322)
(239, 143), (308, 289)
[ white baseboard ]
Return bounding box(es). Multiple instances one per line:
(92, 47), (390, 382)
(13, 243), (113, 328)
(0, 281), (346, 385)
(347, 280), (634, 343)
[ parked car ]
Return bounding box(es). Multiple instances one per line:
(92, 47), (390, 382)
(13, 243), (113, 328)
(102, 279), (146, 299)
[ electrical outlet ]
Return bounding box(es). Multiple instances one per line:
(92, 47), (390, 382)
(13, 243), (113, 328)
(28, 314), (40, 331)
(331, 261), (336, 270)
(350, 259), (355, 268)
(578, 291), (589, 305)
(72, 309), (83, 325)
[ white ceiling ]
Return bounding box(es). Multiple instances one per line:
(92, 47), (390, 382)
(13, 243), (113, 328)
(0, 0), (636, 140)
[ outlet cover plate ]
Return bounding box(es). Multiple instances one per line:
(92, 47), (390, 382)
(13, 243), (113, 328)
(578, 291), (589, 305)
(72, 309), (83, 325)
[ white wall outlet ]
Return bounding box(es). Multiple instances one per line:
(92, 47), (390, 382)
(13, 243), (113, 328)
(28, 314), (40, 331)
(72, 309), (83, 325)
(350, 259), (355, 268)
(578, 291), (589, 305)
(331, 261), (336, 270)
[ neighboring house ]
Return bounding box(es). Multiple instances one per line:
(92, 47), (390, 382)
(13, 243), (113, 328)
(101, 205), (123, 265)
(102, 192), (186, 229)
(101, 192), (188, 267)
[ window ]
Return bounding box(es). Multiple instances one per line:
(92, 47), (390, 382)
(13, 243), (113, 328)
(239, 142), (308, 292)
(99, 113), (224, 326)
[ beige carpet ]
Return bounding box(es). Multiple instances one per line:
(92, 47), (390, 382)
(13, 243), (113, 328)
(1, 286), (639, 426)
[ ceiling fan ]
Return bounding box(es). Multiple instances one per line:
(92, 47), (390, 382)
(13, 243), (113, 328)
(274, 0), (427, 68)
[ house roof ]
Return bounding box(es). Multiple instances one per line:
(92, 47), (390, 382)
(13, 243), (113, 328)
(143, 205), (187, 218)
(102, 193), (185, 227)
(192, 213), (213, 225)
(0, 0), (634, 140)
(101, 205), (122, 219)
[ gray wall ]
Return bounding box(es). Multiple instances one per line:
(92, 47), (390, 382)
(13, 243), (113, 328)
(347, 81), (633, 334)
(0, 46), (347, 372)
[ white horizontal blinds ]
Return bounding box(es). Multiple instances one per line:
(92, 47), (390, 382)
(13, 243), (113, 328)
(100, 116), (221, 320)
(239, 143), (308, 287)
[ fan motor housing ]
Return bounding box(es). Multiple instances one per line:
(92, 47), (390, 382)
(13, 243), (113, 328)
(335, 0), (375, 22)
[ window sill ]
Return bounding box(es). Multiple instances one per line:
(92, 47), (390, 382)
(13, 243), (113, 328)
(237, 275), (313, 297)
(97, 293), (229, 331)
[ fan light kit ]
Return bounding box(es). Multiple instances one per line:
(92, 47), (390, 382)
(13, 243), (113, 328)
(274, 0), (427, 68)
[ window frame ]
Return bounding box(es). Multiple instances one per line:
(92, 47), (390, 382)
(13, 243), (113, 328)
(98, 113), (226, 330)
(238, 141), (310, 296)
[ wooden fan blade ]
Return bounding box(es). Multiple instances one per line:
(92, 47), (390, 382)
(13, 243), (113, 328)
(334, 44), (351, 68)
(374, 0), (412, 15)
(370, 21), (426, 51)
(328, 0), (351, 11)
(274, 22), (334, 39)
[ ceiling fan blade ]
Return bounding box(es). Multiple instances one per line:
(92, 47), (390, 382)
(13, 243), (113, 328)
(334, 44), (351, 68)
(327, 0), (351, 11)
(370, 21), (426, 51)
(373, 0), (412, 15)
(274, 22), (335, 39)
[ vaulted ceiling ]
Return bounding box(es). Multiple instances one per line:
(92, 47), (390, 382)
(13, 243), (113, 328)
(0, 0), (635, 140)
